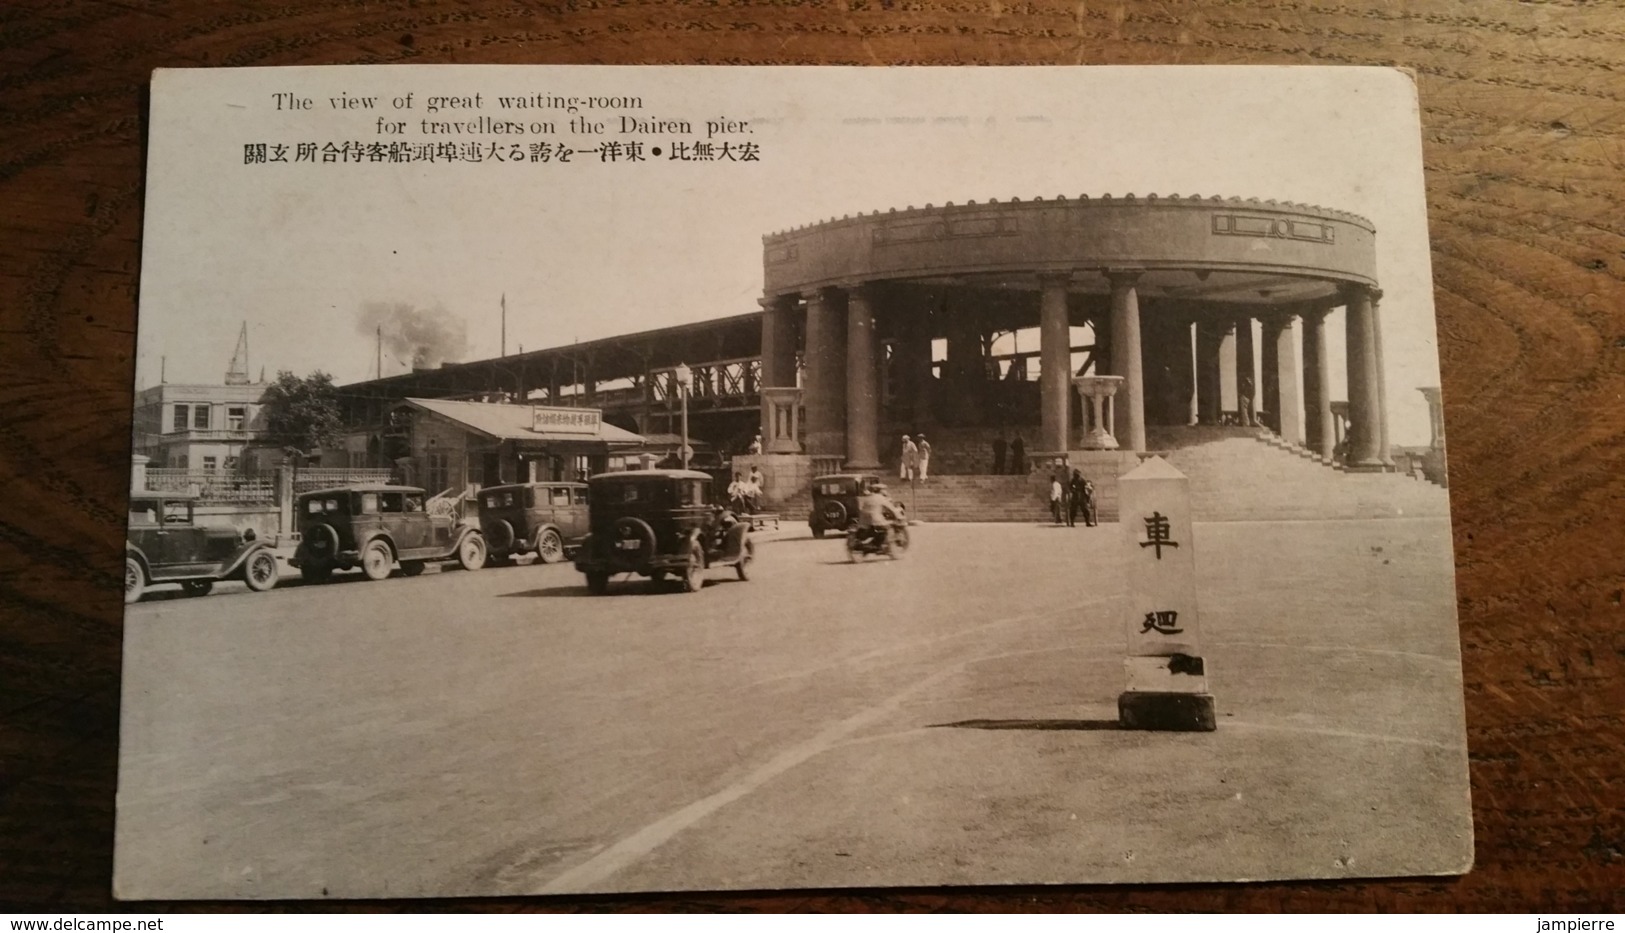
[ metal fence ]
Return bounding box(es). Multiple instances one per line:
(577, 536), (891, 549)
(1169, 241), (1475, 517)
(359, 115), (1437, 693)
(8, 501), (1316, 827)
(143, 467), (397, 504)
(291, 468), (395, 495)
(144, 469), (275, 504)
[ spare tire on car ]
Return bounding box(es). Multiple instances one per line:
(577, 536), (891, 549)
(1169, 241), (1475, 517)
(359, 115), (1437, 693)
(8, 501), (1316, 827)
(612, 516), (657, 562)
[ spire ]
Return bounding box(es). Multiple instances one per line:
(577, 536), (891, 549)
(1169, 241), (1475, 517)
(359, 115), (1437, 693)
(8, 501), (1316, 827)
(225, 322), (250, 385)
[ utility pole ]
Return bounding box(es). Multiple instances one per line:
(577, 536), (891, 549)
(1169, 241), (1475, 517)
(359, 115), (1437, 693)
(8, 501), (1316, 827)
(501, 293), (507, 358)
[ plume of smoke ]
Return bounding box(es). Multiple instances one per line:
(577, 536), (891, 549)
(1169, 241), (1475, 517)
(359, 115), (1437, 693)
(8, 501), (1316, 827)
(359, 301), (468, 372)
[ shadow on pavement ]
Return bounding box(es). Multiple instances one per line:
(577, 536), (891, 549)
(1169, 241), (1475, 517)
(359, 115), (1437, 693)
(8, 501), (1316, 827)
(928, 718), (1121, 731)
(499, 576), (751, 598)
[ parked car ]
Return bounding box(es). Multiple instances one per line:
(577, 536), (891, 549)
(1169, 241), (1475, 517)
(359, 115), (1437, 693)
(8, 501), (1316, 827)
(289, 484), (486, 583)
(573, 469), (753, 594)
(125, 491), (279, 603)
(477, 481), (589, 565)
(808, 472), (883, 538)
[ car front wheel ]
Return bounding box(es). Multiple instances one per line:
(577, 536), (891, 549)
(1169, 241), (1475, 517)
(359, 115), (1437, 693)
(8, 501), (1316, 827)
(736, 538), (755, 581)
(124, 558), (145, 604)
(243, 551), (279, 592)
(361, 541), (394, 581)
(457, 533), (487, 571)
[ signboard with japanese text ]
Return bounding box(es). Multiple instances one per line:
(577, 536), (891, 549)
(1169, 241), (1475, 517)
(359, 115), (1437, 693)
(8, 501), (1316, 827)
(531, 406), (600, 435)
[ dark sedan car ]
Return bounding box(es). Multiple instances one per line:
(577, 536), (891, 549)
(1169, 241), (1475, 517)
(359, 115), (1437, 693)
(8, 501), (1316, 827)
(289, 484), (487, 583)
(807, 472), (883, 538)
(125, 491), (279, 603)
(574, 469), (753, 594)
(477, 481), (588, 565)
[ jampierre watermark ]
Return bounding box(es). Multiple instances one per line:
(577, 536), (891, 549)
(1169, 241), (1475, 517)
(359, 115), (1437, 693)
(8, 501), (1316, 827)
(1537, 922), (1617, 932)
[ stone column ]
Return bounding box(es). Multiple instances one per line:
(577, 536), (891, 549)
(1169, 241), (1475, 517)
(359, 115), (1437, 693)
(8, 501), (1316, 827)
(803, 287), (847, 457)
(1260, 315), (1283, 436)
(845, 284), (880, 469)
(1419, 386), (1445, 450)
(130, 453), (150, 492)
(1371, 288), (1393, 468)
(1234, 316), (1256, 427)
(1218, 320), (1238, 420)
(1108, 270), (1146, 452)
(1195, 319), (1224, 426)
(1187, 322), (1199, 426)
(900, 314), (934, 427)
(758, 293), (798, 444)
(1301, 307), (1334, 459)
(1343, 285), (1384, 469)
(1272, 313), (1302, 445)
(1039, 273), (1072, 454)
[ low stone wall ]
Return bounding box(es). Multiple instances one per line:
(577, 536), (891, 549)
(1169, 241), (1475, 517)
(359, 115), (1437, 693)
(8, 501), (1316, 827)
(727, 453), (817, 509)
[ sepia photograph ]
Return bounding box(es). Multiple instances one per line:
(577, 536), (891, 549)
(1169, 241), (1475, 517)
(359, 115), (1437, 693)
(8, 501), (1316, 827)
(115, 64), (1471, 899)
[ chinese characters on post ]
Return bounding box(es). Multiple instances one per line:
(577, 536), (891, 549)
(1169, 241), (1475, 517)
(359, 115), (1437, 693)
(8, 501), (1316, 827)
(1116, 456), (1216, 731)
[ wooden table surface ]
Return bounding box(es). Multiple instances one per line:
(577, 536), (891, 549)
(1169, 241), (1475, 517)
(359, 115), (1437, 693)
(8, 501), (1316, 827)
(2, 0), (1622, 913)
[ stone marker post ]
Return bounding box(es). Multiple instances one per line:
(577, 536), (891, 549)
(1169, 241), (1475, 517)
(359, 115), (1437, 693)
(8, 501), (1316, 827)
(1117, 456), (1216, 731)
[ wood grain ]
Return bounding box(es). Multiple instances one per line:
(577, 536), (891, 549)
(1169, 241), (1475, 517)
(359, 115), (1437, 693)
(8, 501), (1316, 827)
(2, 0), (1622, 912)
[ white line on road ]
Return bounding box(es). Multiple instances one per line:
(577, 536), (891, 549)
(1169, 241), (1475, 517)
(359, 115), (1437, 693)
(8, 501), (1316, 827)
(742, 596), (1116, 691)
(537, 662), (966, 894)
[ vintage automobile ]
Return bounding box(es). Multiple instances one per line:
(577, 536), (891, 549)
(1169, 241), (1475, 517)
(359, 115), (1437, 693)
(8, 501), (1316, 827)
(807, 472), (883, 538)
(477, 481), (589, 565)
(125, 491), (280, 603)
(573, 469), (753, 594)
(289, 484), (487, 583)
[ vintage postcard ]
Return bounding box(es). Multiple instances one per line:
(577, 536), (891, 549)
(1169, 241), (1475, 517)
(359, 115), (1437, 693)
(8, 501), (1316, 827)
(116, 64), (1470, 898)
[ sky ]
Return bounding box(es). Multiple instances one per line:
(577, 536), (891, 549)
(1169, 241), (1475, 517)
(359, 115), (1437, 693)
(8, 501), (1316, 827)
(137, 65), (1442, 445)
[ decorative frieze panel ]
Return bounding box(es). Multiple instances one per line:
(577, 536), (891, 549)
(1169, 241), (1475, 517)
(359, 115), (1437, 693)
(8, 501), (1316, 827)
(872, 214), (1018, 246)
(1212, 214), (1335, 244)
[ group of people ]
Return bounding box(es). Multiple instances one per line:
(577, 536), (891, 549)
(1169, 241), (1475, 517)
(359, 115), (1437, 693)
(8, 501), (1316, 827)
(727, 465), (766, 515)
(1048, 468), (1098, 527)
(899, 434), (932, 482)
(989, 434), (1027, 475)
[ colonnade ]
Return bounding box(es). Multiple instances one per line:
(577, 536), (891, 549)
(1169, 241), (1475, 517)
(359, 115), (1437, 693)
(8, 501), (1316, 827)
(758, 276), (1391, 472)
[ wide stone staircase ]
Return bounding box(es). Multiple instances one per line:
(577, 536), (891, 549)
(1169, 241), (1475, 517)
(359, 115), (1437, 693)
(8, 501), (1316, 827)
(1146, 426), (1451, 522)
(881, 424), (1046, 476)
(892, 474), (1052, 524)
(837, 425), (1453, 524)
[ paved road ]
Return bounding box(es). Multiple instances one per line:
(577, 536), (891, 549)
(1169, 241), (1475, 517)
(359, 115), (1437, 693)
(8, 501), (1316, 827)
(115, 520), (1471, 899)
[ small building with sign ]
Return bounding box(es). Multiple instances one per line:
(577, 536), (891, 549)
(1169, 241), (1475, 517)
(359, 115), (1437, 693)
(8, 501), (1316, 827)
(386, 398), (645, 496)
